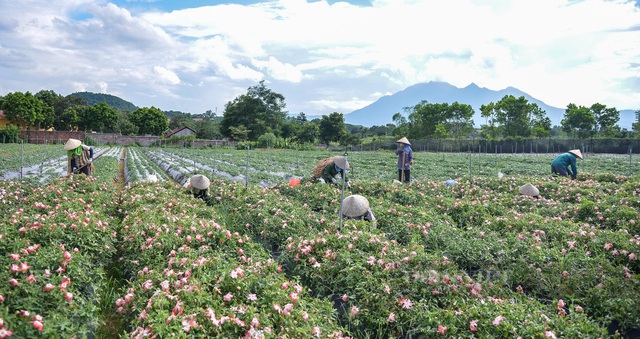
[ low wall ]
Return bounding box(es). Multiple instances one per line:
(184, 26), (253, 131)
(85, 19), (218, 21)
(88, 133), (159, 147)
(19, 131), (84, 145)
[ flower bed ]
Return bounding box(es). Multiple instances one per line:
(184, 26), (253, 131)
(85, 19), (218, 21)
(0, 176), (117, 337)
(0, 147), (638, 338)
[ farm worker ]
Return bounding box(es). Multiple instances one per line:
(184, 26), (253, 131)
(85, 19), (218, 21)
(312, 156), (350, 185)
(65, 138), (94, 176)
(183, 174), (211, 200)
(395, 137), (413, 183)
(551, 149), (583, 179)
(341, 194), (376, 226)
(518, 183), (540, 198)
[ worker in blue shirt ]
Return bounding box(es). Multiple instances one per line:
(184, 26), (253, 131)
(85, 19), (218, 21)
(551, 149), (582, 179)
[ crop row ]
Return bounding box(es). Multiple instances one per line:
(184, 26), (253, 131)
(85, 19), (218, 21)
(1, 145), (640, 337)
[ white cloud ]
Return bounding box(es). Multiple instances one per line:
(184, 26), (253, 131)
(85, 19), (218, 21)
(0, 0), (638, 120)
(153, 66), (181, 85)
(251, 56), (306, 82)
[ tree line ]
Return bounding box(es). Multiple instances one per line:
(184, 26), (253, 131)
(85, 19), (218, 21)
(2, 82), (639, 147)
(0, 90), (169, 137)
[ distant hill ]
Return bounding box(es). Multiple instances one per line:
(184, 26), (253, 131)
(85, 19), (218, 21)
(69, 92), (137, 112)
(344, 82), (636, 130)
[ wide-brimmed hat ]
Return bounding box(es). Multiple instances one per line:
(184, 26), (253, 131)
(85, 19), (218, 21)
(341, 194), (370, 218)
(64, 138), (82, 151)
(396, 137), (411, 145)
(568, 149), (583, 160)
(333, 156), (350, 170)
(190, 174), (210, 190)
(519, 183), (540, 197)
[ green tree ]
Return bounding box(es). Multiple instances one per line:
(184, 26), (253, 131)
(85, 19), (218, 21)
(130, 106), (169, 136)
(405, 101), (448, 139)
(480, 95), (548, 139)
(339, 133), (361, 147)
(117, 111), (139, 136)
(34, 90), (61, 130)
(229, 125), (250, 141)
(1, 91), (53, 130)
(561, 103), (596, 139)
(195, 120), (221, 140)
(257, 132), (277, 148)
(319, 112), (346, 146)
(434, 124), (448, 140)
(392, 113), (409, 138)
(296, 122), (319, 144)
(532, 116), (552, 138)
(0, 124), (21, 143)
(632, 110), (640, 135)
(58, 106), (83, 131)
(220, 81), (287, 140)
(403, 101), (475, 140)
(169, 113), (196, 130)
(202, 109), (217, 121)
(295, 112), (308, 124)
(590, 103), (619, 136)
(446, 102), (475, 140)
(79, 102), (118, 132)
(54, 95), (88, 131)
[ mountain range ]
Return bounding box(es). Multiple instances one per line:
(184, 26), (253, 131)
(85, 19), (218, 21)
(342, 81), (636, 130)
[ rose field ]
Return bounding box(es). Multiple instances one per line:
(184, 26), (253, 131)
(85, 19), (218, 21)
(1, 144), (639, 338)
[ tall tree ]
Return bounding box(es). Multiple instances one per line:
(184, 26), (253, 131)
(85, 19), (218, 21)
(295, 112), (308, 124)
(79, 102), (119, 132)
(117, 111), (139, 136)
(632, 109), (640, 134)
(202, 109), (217, 121)
(590, 103), (619, 136)
(34, 90), (61, 130)
(403, 101), (475, 140)
(480, 95), (548, 139)
(561, 104), (596, 139)
(195, 120), (221, 139)
(446, 102), (475, 140)
(319, 112), (346, 146)
(405, 101), (449, 139)
(54, 95), (88, 131)
(130, 106), (169, 136)
(1, 91), (53, 130)
(392, 113), (409, 138)
(220, 81), (287, 140)
(169, 113), (196, 130)
(296, 122), (319, 144)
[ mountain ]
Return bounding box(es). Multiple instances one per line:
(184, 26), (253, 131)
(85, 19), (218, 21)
(344, 82), (636, 130)
(69, 92), (138, 112)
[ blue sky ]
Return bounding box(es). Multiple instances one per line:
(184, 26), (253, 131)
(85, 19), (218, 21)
(0, 0), (638, 123)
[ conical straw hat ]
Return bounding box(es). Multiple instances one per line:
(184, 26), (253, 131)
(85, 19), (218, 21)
(333, 156), (350, 170)
(568, 149), (583, 160)
(519, 183), (539, 197)
(190, 174), (210, 190)
(396, 137), (411, 145)
(341, 195), (369, 218)
(64, 138), (82, 151)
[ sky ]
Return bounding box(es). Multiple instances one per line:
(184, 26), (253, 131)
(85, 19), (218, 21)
(0, 0), (639, 120)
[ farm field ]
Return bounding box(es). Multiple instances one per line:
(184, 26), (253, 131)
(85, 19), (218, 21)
(0, 144), (639, 338)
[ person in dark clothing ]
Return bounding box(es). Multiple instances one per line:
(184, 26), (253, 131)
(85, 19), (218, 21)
(551, 149), (583, 179)
(312, 156), (350, 184)
(395, 137), (413, 183)
(183, 174), (211, 200)
(65, 138), (94, 176)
